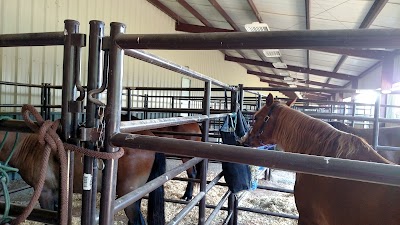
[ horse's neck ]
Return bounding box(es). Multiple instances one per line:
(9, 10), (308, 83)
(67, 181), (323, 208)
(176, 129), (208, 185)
(272, 109), (326, 155)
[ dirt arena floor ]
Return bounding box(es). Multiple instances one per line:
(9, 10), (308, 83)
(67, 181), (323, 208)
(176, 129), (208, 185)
(2, 159), (298, 224)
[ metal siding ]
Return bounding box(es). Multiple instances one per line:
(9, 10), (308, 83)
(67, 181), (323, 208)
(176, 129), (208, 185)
(0, 0), (283, 113)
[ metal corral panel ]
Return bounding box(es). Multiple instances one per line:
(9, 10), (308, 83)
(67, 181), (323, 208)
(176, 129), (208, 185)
(371, 1), (400, 29)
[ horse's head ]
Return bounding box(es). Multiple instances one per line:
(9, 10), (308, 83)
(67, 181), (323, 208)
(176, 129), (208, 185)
(242, 93), (296, 147)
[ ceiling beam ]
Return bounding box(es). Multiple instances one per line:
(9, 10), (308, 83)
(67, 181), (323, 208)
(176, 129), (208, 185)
(329, 0), (389, 83)
(174, 0), (250, 71)
(147, 0), (187, 23)
(177, 0), (211, 26)
(247, 0), (263, 23)
(226, 55), (356, 81)
(312, 48), (389, 60)
(175, 22), (235, 33)
(208, 0), (241, 30)
(248, 70), (343, 88)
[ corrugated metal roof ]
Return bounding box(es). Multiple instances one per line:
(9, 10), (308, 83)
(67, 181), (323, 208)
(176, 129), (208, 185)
(148, 0), (399, 99)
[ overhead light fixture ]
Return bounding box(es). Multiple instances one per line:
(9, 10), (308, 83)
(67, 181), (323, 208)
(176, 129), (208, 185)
(272, 62), (287, 69)
(244, 22), (270, 32)
(262, 49), (281, 57)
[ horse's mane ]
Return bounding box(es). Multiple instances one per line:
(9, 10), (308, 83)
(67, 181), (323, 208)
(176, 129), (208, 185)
(273, 105), (388, 163)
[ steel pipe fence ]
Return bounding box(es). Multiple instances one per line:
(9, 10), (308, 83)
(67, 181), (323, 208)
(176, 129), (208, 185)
(0, 19), (84, 224)
(95, 22), (400, 225)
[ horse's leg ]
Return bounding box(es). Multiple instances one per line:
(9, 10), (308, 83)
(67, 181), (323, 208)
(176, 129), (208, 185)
(147, 153), (166, 225)
(125, 199), (145, 225)
(181, 158), (196, 201)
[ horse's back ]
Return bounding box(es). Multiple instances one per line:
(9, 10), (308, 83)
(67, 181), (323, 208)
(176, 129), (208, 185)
(296, 173), (400, 225)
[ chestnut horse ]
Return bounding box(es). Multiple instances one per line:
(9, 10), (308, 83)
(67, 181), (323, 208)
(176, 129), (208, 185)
(327, 121), (400, 164)
(244, 94), (400, 225)
(0, 129), (165, 225)
(122, 114), (203, 201)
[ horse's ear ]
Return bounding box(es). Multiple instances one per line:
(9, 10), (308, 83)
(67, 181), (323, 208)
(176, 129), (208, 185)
(265, 93), (274, 107)
(286, 98), (297, 107)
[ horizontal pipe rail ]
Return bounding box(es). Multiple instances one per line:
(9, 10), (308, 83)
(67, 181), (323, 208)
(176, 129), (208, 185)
(306, 113), (400, 124)
(162, 197), (298, 220)
(376, 146), (400, 151)
(167, 192), (206, 225)
(111, 134), (400, 187)
(0, 120), (35, 133)
(0, 32), (64, 47)
(124, 49), (235, 90)
(122, 107), (231, 114)
(205, 191), (231, 225)
(0, 81), (44, 88)
(120, 114), (230, 133)
(0, 201), (58, 224)
(115, 29), (400, 50)
(113, 157), (203, 214)
(125, 87), (228, 91)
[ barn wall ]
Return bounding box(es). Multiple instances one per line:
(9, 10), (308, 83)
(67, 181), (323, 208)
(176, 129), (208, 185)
(0, 0), (282, 113)
(358, 66), (382, 89)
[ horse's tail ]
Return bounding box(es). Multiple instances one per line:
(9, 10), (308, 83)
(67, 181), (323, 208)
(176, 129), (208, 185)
(147, 152), (166, 225)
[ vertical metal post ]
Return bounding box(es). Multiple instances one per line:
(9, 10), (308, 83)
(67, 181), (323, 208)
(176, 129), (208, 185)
(227, 194), (234, 225)
(127, 87), (132, 120)
(256, 94), (262, 110)
(351, 102), (356, 127)
(231, 88), (238, 113)
(45, 83), (51, 120)
(99, 22), (125, 225)
(144, 94), (149, 119)
(40, 83), (46, 118)
(198, 81), (211, 225)
(238, 84), (244, 110)
(62, 19), (79, 225)
(82, 20), (104, 225)
(171, 96), (175, 117)
(372, 93), (381, 149)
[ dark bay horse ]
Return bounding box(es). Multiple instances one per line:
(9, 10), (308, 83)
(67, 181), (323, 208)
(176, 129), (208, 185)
(244, 93), (400, 225)
(327, 121), (400, 164)
(122, 114), (203, 201)
(0, 129), (165, 225)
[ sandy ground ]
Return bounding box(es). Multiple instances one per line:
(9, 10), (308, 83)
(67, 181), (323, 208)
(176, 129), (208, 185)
(1, 159), (298, 225)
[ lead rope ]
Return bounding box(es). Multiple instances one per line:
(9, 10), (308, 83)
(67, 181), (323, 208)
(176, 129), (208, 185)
(13, 105), (124, 225)
(0, 117), (19, 224)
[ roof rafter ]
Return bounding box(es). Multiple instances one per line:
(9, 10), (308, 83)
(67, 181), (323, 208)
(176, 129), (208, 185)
(225, 55), (356, 81)
(328, 0), (389, 84)
(248, 70), (343, 89)
(147, 0), (187, 23)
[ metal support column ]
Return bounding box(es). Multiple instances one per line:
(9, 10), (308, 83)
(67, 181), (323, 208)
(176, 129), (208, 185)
(238, 84), (244, 110)
(99, 22), (125, 225)
(126, 87), (132, 120)
(257, 94), (262, 110)
(372, 93), (381, 149)
(62, 19), (79, 225)
(199, 81), (211, 225)
(82, 20), (104, 225)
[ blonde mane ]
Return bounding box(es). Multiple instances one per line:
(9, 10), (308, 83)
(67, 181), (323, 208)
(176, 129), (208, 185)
(272, 104), (390, 163)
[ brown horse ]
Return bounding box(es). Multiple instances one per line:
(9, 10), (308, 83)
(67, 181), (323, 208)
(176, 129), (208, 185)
(327, 121), (400, 164)
(153, 123), (202, 201)
(0, 129), (165, 225)
(244, 93), (400, 225)
(123, 115), (203, 201)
